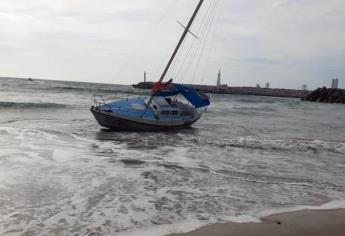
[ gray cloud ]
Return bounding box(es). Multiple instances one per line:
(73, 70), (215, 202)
(0, 0), (344, 89)
(231, 57), (279, 65)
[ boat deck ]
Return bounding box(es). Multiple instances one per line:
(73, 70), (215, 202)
(100, 98), (193, 121)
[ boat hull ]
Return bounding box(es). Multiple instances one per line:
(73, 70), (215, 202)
(90, 106), (199, 131)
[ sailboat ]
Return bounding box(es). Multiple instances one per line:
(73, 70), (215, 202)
(90, 0), (210, 131)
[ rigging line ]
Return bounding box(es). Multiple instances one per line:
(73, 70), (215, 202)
(190, 0), (222, 84)
(172, 32), (198, 83)
(178, 0), (219, 83)
(173, 0), (215, 83)
(112, 0), (179, 83)
(173, 1), (215, 83)
(156, 16), (201, 83)
(160, 3), (198, 81)
(171, 1), (215, 82)
(178, 0), (219, 84)
(155, 0), (206, 87)
(168, 3), (205, 82)
(165, 27), (189, 81)
(157, 2), (206, 83)
(171, 11), (208, 83)
(154, 22), (191, 82)
(190, 0), (221, 84)
(181, 1), (218, 84)
(155, 8), (202, 83)
(198, 0), (224, 84)
(151, 52), (176, 82)
(149, 3), (191, 82)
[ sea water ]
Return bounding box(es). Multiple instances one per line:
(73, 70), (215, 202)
(0, 77), (344, 235)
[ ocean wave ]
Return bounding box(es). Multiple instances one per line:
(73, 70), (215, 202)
(187, 137), (345, 155)
(54, 86), (116, 94)
(52, 85), (149, 96)
(0, 101), (67, 109)
(210, 169), (344, 191)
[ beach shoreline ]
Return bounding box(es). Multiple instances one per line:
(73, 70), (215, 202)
(170, 208), (345, 236)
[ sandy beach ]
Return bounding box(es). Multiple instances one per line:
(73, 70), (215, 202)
(171, 209), (345, 236)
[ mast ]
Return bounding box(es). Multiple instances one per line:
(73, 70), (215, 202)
(158, 0), (204, 83)
(146, 0), (205, 106)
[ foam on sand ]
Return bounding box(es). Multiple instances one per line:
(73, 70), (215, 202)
(257, 199), (345, 218)
(122, 199), (345, 236)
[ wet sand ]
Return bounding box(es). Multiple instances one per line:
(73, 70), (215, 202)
(171, 209), (345, 236)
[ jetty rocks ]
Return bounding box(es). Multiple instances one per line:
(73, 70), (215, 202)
(302, 87), (345, 104)
(132, 82), (310, 98)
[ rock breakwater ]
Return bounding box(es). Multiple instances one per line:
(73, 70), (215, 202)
(132, 82), (310, 98)
(302, 87), (345, 104)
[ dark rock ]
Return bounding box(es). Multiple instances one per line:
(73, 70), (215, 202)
(302, 87), (345, 104)
(132, 82), (155, 89)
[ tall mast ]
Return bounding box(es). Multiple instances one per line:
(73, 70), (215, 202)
(146, 0), (205, 106)
(158, 0), (205, 83)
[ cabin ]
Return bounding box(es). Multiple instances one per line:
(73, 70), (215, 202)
(145, 97), (180, 117)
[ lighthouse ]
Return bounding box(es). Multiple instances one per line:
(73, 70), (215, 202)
(217, 70), (221, 87)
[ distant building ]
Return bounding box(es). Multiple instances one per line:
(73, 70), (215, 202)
(215, 70), (228, 87)
(144, 71), (147, 82)
(217, 70), (221, 87)
(302, 84), (307, 90)
(331, 78), (339, 89)
(256, 84), (261, 88)
(265, 83), (270, 89)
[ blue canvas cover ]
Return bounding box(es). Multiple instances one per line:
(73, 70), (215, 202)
(155, 84), (210, 108)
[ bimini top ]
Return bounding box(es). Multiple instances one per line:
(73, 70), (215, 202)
(154, 83), (210, 108)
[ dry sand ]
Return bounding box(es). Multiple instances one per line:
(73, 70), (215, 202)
(170, 209), (345, 236)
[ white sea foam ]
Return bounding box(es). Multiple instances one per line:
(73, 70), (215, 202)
(121, 199), (345, 236)
(203, 137), (345, 155)
(257, 199), (345, 218)
(117, 216), (211, 236)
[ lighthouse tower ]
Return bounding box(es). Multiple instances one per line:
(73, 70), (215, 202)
(217, 70), (221, 87)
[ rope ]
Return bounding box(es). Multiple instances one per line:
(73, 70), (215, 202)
(177, 0), (220, 84)
(196, 0), (224, 85)
(190, 0), (222, 84)
(172, 0), (216, 83)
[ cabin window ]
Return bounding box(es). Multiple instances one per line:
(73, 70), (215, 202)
(181, 111), (192, 116)
(170, 110), (178, 116)
(161, 110), (170, 115)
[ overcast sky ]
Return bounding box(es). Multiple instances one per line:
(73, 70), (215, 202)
(0, 0), (344, 89)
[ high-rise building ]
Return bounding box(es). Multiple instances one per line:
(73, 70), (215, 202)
(265, 83), (270, 89)
(331, 78), (339, 89)
(256, 84), (261, 88)
(302, 84), (307, 90)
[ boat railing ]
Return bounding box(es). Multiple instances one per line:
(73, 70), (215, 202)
(92, 94), (147, 104)
(91, 94), (130, 107)
(91, 95), (148, 115)
(91, 95), (108, 109)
